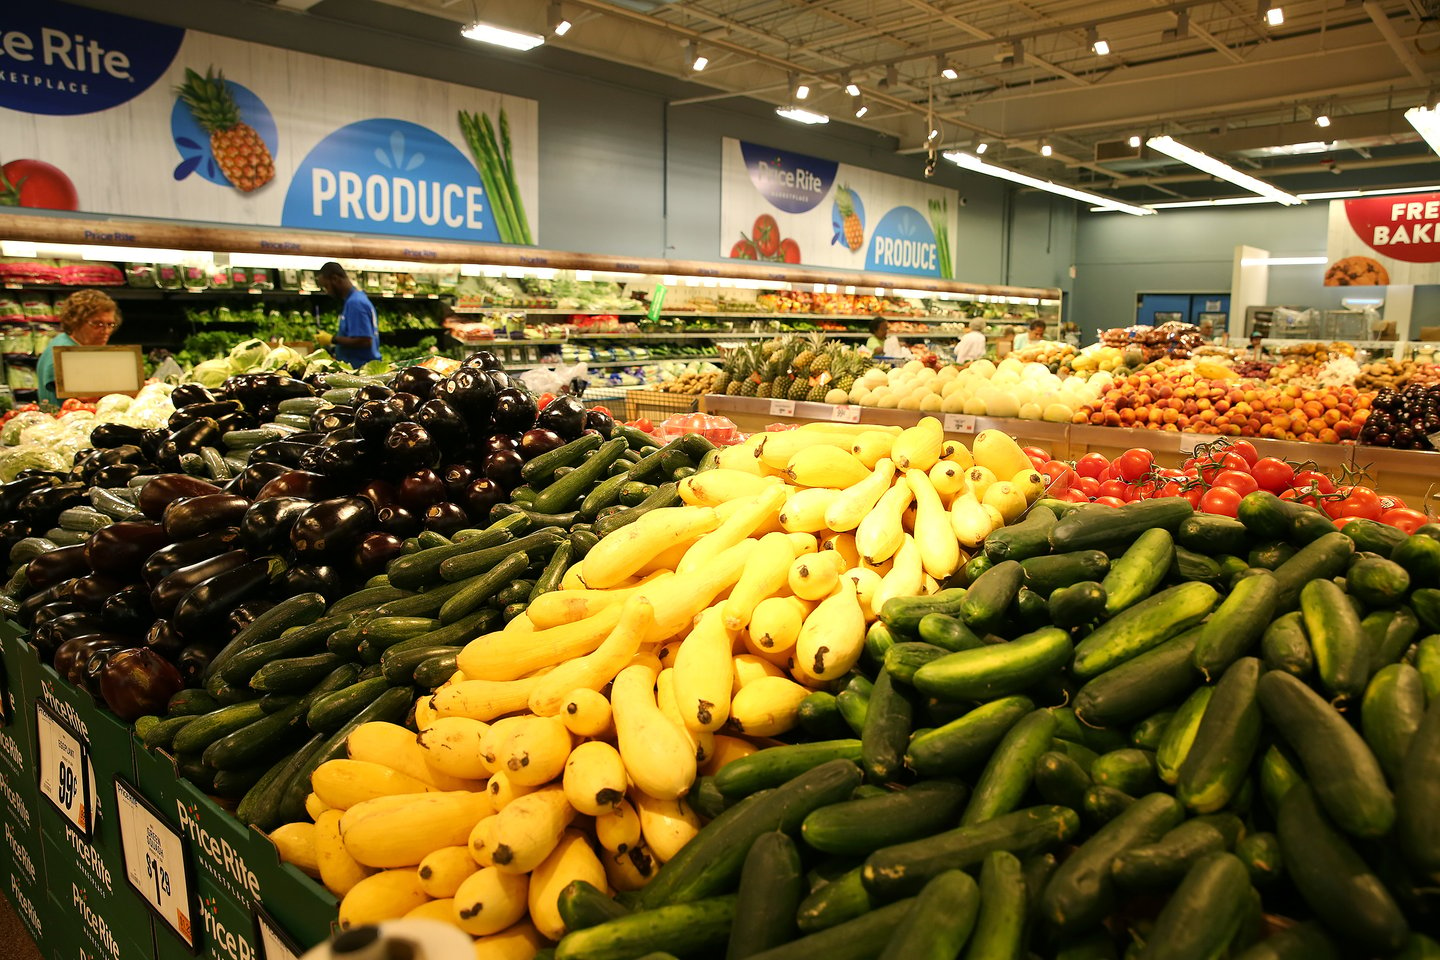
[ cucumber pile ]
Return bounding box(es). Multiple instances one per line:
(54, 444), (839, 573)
(541, 491), (1440, 960)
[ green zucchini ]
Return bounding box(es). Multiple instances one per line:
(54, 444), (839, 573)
(1248, 542), (1295, 570)
(1192, 571), (1278, 680)
(1299, 578), (1368, 701)
(1257, 670), (1394, 839)
(796, 693), (848, 740)
(1260, 612), (1313, 679)
(726, 833), (803, 960)
(439, 552), (530, 625)
(165, 688), (220, 717)
(1176, 657), (1262, 814)
(905, 696), (1033, 777)
(800, 781), (968, 856)
(1155, 686), (1213, 785)
(712, 741), (862, 798)
(553, 894), (735, 960)
(1341, 517), (1408, 558)
(249, 653), (345, 694)
(860, 668), (913, 783)
(204, 592), (329, 684)
(438, 529), (565, 582)
(221, 613), (356, 686)
(534, 437), (628, 514)
(580, 472), (630, 519)
(1392, 533), (1440, 588)
(330, 584), (412, 616)
(959, 560), (1023, 636)
(1072, 582), (1218, 679)
(382, 644), (461, 685)
(1102, 527), (1174, 615)
(1090, 748), (1156, 797)
(1135, 853), (1252, 960)
(1258, 744), (1303, 816)
(1020, 550), (1109, 597)
(962, 709), (1057, 826)
(1419, 635), (1440, 702)
(1081, 785), (1135, 826)
(1365, 606), (1419, 676)
(1395, 697), (1440, 876)
(529, 540), (573, 603)
(384, 514), (524, 589)
(914, 627), (1072, 702)
(142, 714), (197, 750)
(594, 482), (681, 538)
(171, 701), (268, 755)
(876, 870), (980, 960)
(1073, 627), (1201, 729)
(1361, 663), (1426, 782)
(1130, 711), (1173, 751)
(522, 433), (603, 485)
(413, 651), (460, 690)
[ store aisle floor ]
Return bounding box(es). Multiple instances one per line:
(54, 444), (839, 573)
(0, 894), (42, 960)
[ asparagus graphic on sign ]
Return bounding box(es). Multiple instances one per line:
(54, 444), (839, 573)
(458, 108), (532, 244)
(929, 197), (954, 278)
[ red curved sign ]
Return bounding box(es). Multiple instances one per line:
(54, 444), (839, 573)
(1344, 192), (1440, 263)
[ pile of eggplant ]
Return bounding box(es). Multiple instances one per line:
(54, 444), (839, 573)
(0, 351), (614, 721)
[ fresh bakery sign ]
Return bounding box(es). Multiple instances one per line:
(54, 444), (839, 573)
(1323, 191), (1440, 286)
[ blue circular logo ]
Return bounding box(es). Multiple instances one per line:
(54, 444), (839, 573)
(170, 79), (278, 187)
(282, 119), (497, 242)
(864, 206), (941, 277)
(0, 1), (184, 116)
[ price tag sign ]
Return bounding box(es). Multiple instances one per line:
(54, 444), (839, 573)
(769, 399), (796, 417)
(35, 702), (90, 838)
(943, 414), (977, 434)
(254, 906), (302, 960)
(116, 778), (197, 952)
(830, 404), (861, 423)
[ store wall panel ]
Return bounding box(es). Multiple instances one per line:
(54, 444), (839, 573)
(1007, 192), (1077, 297)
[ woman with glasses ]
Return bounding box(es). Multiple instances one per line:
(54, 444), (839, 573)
(38, 290), (120, 408)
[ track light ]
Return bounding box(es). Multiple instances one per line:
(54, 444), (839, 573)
(549, 2), (571, 35)
(776, 106), (828, 125)
(687, 42), (707, 71)
(791, 75), (810, 100)
(1040, 140), (1053, 157)
(1262, 3), (1284, 26)
(928, 128), (940, 141)
(1087, 27), (1110, 56)
(937, 56), (959, 80)
(1146, 135), (1301, 204)
(945, 151), (1154, 216)
(854, 101), (869, 118)
(1128, 135), (1141, 148)
(975, 142), (988, 154)
(1314, 114), (1330, 128)
(461, 20), (545, 50)
(844, 78), (861, 96)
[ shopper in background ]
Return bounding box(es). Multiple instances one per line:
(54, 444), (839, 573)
(953, 317), (988, 364)
(1247, 331), (1267, 360)
(1012, 318), (1048, 353)
(865, 315), (904, 356)
(38, 289), (119, 408)
(316, 262), (381, 368)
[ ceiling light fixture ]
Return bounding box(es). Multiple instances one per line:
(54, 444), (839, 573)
(1146, 135), (1301, 204)
(1262, 3), (1284, 26)
(928, 128), (940, 141)
(854, 101), (869, 118)
(844, 77), (861, 97)
(548, 2), (571, 35)
(776, 105), (828, 125)
(1090, 183), (1440, 212)
(945, 151), (1153, 215)
(461, 20), (545, 50)
(1128, 135), (1141, 148)
(936, 56), (959, 80)
(975, 141), (989, 154)
(1405, 104), (1440, 157)
(1314, 114), (1330, 128)
(1040, 140), (1053, 157)
(1087, 27), (1110, 55)
(795, 80), (810, 100)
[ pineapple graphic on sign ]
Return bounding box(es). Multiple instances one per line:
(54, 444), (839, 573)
(834, 185), (864, 252)
(175, 67), (276, 193)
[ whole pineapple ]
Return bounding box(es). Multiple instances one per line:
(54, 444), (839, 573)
(836, 186), (864, 251)
(792, 332), (823, 375)
(176, 67), (276, 193)
(810, 338), (835, 374)
(788, 373), (811, 400)
(834, 352), (858, 393)
(806, 373), (832, 402)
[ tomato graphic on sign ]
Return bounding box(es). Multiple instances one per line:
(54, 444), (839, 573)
(0, 160), (79, 210)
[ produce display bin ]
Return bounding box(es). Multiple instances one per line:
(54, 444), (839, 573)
(626, 389), (702, 422)
(0, 625), (46, 954)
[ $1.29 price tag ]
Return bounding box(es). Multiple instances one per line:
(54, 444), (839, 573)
(116, 778), (197, 951)
(35, 702), (90, 837)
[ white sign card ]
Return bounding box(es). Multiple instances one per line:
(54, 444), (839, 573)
(254, 906), (302, 960)
(35, 702), (91, 838)
(116, 777), (198, 951)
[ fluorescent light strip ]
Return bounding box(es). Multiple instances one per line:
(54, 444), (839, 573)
(945, 151), (1154, 216)
(1088, 184), (1440, 212)
(776, 106), (828, 124)
(1240, 256), (1327, 266)
(1147, 136), (1300, 204)
(1406, 105), (1440, 157)
(461, 21), (545, 50)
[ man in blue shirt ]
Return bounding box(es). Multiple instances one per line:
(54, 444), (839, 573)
(317, 262), (381, 368)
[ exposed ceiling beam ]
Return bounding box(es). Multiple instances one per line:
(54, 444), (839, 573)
(893, 0), (1089, 86)
(1363, 0), (1429, 83)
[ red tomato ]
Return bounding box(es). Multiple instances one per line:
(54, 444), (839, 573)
(1029, 455), (1049, 471)
(1022, 446), (1051, 463)
(1293, 470), (1335, 496)
(1228, 440), (1259, 466)
(752, 215), (781, 258)
(1188, 451), (1249, 484)
(1062, 489), (1091, 503)
(1329, 485), (1382, 521)
(1212, 470), (1259, 497)
(778, 238), (802, 264)
(537, 392), (556, 410)
(1381, 507), (1429, 534)
(1281, 486), (1326, 510)
(1378, 494), (1407, 512)
(1250, 457), (1294, 493)
(589, 404), (612, 417)
(629, 418), (653, 434)
(1076, 453), (1109, 479)
(1039, 462), (1075, 495)
(1114, 448), (1155, 483)
(1076, 476), (1101, 498)
(1098, 478), (1130, 500)
(1200, 486), (1242, 518)
(729, 238), (758, 260)
(1094, 496), (1126, 508)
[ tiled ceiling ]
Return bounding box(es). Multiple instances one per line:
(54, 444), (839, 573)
(356, 0), (1439, 203)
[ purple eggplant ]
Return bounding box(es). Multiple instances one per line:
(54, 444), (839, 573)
(376, 506), (422, 538)
(537, 395), (586, 439)
(142, 527), (242, 589)
(438, 368), (496, 421)
(228, 461), (291, 499)
(462, 477), (506, 518)
(585, 409), (615, 438)
(163, 492), (251, 541)
(138, 474), (223, 520)
(100, 585), (152, 633)
(239, 497), (310, 552)
(171, 558), (280, 640)
(100, 648), (184, 722)
(25, 543), (90, 590)
(520, 427), (565, 459)
(491, 388), (538, 435)
(354, 384), (394, 403)
(482, 449), (525, 491)
(144, 619), (185, 659)
(278, 564), (344, 601)
(256, 471), (333, 502)
(54, 634), (129, 681)
(383, 422), (440, 472)
(424, 502), (469, 536)
(416, 397), (469, 450)
(441, 464), (476, 497)
(354, 532), (405, 578)
(151, 550), (252, 618)
(228, 600), (276, 639)
(393, 365), (445, 400)
(290, 496), (377, 562)
(354, 397), (407, 443)
(398, 469), (446, 512)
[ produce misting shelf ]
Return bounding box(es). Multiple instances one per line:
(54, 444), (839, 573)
(453, 308), (982, 323)
(700, 394), (1440, 505)
(503, 355), (720, 371)
(3, 283), (444, 300)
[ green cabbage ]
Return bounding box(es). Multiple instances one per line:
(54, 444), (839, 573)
(261, 345), (305, 372)
(193, 358), (231, 388)
(228, 338), (270, 372)
(0, 448), (67, 481)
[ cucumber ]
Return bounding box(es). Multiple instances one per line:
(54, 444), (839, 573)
(203, 592), (329, 684)
(1130, 711), (1173, 751)
(1248, 542), (1295, 570)
(1073, 626), (1201, 729)
(864, 621), (900, 665)
(905, 696), (1033, 777)
(914, 627), (1072, 702)
(522, 433), (603, 485)
(1081, 785), (1134, 826)
(1090, 749), (1156, 796)
(1135, 853), (1252, 960)
(1392, 533), (1440, 587)
(1420, 635), (1440, 702)
(142, 714), (197, 750)
(1111, 818), (1228, 890)
(553, 895), (736, 960)
(1299, 578), (1368, 701)
(1101, 528), (1174, 615)
(1341, 517), (1408, 557)
(1365, 606), (1419, 676)
(384, 515), (524, 589)
(1155, 686), (1213, 785)
(726, 833), (803, 960)
(796, 693), (849, 740)
(1051, 707), (1127, 755)
(962, 709), (1057, 826)
(438, 529), (565, 582)
(1175, 514), (1248, 556)
(171, 701), (268, 754)
(558, 881), (630, 933)
(713, 741), (862, 798)
(882, 642), (948, 685)
(1072, 582), (1217, 679)
(220, 613), (356, 686)
(1346, 556), (1411, 607)
(1257, 670), (1394, 838)
(1276, 784), (1409, 954)
(960, 555), (992, 586)
(1039, 793), (1183, 936)
(1395, 698), (1440, 876)
(959, 561), (1023, 636)
(635, 759), (861, 909)
(1192, 571), (1278, 680)
(1260, 611), (1313, 679)
(983, 506), (1057, 563)
(916, 614), (982, 652)
(1234, 832), (1283, 887)
(1175, 657), (1262, 813)
(439, 552), (530, 625)
(1233, 923), (1339, 960)
(1271, 531), (1355, 611)
(1258, 744), (1303, 815)
(862, 805), (1079, 901)
(1033, 751), (1091, 809)
(878, 588), (967, 636)
(535, 437), (629, 514)
(166, 688), (220, 717)
(860, 668), (913, 783)
(1361, 663), (1426, 782)
(58, 506), (112, 533)
(745, 898), (915, 960)
(800, 781), (968, 856)
(1050, 497), (1193, 553)
(796, 868), (870, 933)
(875, 870), (980, 960)
(1047, 582), (1106, 629)
(1020, 550), (1109, 597)
(249, 653), (345, 693)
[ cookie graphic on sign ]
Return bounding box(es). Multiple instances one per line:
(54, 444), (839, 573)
(1325, 256), (1390, 286)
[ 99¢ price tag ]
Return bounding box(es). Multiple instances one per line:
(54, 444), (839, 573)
(829, 404), (861, 423)
(35, 703), (90, 837)
(116, 778), (197, 951)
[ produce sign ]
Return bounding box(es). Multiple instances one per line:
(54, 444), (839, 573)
(1, 0), (538, 244)
(1324, 190), (1440, 286)
(721, 139), (959, 277)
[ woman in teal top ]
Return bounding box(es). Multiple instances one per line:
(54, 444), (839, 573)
(38, 290), (120, 407)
